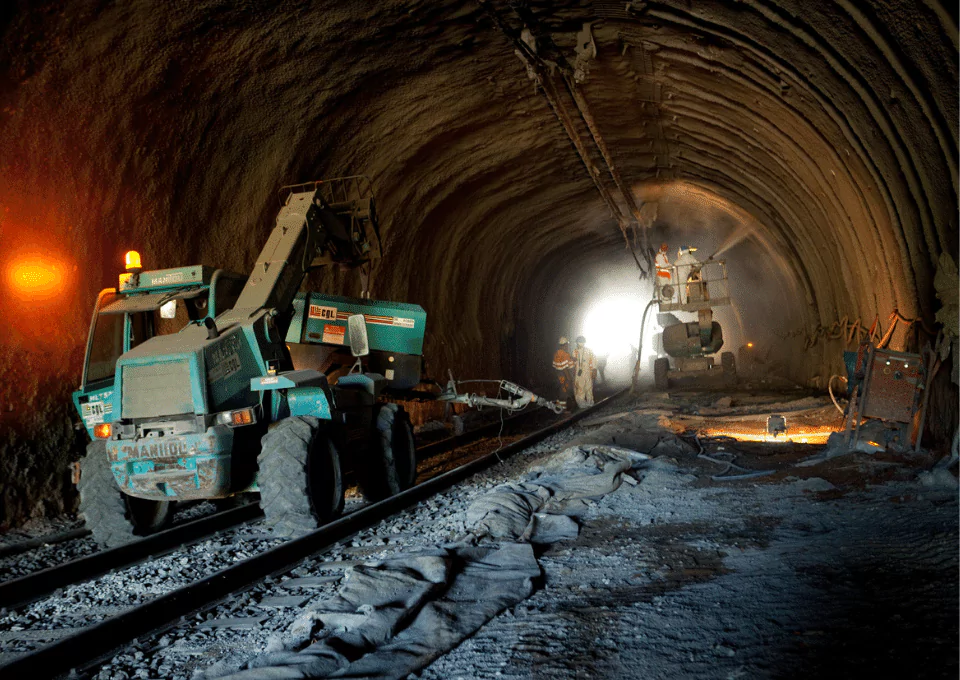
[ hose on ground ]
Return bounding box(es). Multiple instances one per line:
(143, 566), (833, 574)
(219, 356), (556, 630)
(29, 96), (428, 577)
(828, 374), (847, 415)
(693, 434), (775, 481)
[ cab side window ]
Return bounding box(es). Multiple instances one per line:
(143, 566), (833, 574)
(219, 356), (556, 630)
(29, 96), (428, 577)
(86, 293), (125, 384)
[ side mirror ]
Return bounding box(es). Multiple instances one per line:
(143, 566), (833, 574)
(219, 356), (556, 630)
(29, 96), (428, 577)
(347, 314), (369, 357)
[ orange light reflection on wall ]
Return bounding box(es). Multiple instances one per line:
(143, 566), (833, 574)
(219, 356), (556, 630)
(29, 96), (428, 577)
(6, 256), (66, 302)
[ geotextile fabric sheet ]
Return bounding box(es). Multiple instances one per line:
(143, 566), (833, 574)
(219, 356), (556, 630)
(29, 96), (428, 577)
(211, 445), (650, 680)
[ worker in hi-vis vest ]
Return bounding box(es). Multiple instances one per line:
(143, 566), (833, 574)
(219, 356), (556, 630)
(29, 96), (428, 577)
(552, 336), (575, 409)
(675, 246), (701, 304)
(655, 243), (671, 281)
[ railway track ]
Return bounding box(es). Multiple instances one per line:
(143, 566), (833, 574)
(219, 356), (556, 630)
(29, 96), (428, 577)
(0, 528), (91, 561)
(0, 504), (262, 611)
(0, 404), (552, 606)
(0, 390), (623, 679)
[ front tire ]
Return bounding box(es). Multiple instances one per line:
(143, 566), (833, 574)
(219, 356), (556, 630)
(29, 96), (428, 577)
(78, 441), (174, 548)
(358, 404), (417, 502)
(258, 417), (344, 538)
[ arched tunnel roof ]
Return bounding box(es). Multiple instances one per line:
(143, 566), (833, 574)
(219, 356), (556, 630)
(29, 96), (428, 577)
(0, 1), (955, 521)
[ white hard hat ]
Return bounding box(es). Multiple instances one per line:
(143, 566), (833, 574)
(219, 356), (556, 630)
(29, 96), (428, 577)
(558, 336), (568, 345)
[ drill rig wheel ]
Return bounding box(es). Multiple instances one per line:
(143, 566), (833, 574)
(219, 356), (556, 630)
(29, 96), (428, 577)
(358, 403), (417, 502)
(78, 441), (175, 548)
(258, 417), (344, 538)
(654, 358), (670, 391)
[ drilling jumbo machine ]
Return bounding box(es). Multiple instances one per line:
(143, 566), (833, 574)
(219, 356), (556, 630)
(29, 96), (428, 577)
(651, 249), (736, 390)
(73, 177), (426, 546)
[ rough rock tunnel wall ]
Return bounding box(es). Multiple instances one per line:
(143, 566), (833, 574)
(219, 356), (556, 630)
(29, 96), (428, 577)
(0, 0), (956, 527)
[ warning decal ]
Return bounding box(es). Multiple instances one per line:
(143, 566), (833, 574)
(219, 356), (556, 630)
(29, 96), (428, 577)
(81, 395), (114, 424)
(208, 334), (243, 384)
(325, 311), (415, 329)
(322, 324), (346, 345)
(308, 303), (416, 330)
(309, 305), (338, 321)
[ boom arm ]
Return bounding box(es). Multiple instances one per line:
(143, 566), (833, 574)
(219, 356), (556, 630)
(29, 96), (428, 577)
(226, 179), (380, 322)
(230, 191), (337, 316)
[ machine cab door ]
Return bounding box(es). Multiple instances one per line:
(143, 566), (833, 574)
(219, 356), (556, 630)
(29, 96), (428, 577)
(75, 289), (126, 437)
(80, 289), (126, 392)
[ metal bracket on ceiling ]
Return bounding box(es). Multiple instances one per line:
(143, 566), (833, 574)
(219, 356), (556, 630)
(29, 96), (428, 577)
(479, 0), (654, 277)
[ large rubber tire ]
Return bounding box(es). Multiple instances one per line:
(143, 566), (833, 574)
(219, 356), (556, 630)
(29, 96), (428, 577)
(78, 441), (175, 548)
(721, 351), (737, 386)
(654, 357), (670, 391)
(358, 403), (417, 502)
(258, 416), (344, 538)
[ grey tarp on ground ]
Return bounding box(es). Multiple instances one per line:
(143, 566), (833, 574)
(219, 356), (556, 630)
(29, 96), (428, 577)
(209, 445), (650, 680)
(466, 445), (650, 541)
(209, 544), (539, 680)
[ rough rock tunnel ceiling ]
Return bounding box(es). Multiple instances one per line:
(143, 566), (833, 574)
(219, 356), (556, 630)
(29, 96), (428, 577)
(0, 0), (956, 526)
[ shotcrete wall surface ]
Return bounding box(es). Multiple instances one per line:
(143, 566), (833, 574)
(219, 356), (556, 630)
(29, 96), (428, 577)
(0, 1), (956, 527)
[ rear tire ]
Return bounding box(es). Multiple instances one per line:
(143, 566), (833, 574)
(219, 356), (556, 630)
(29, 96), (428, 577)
(654, 358), (670, 391)
(78, 441), (174, 548)
(721, 351), (737, 386)
(258, 417), (344, 538)
(358, 404), (417, 502)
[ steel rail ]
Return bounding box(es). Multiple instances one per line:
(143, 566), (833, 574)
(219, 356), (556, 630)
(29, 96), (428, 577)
(0, 404), (556, 610)
(0, 528), (91, 561)
(415, 405), (549, 459)
(0, 389), (624, 679)
(0, 504), (262, 611)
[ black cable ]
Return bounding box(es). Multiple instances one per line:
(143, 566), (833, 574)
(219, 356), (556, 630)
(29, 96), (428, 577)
(631, 297), (659, 393)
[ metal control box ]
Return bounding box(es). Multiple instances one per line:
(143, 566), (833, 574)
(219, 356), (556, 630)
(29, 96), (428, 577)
(860, 348), (924, 423)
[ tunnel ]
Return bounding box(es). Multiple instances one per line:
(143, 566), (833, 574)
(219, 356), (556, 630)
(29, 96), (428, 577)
(0, 1), (956, 676)
(0, 0), (955, 525)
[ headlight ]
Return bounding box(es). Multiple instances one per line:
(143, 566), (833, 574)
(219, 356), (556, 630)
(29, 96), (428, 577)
(217, 408), (256, 427)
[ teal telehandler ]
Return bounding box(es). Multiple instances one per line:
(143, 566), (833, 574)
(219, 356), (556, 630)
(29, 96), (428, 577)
(73, 177), (424, 546)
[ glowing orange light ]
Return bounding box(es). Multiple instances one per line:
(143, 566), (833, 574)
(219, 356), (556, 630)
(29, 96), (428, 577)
(7, 258), (64, 300)
(93, 423), (112, 439)
(124, 250), (142, 270)
(700, 425), (838, 445)
(747, 342), (754, 348)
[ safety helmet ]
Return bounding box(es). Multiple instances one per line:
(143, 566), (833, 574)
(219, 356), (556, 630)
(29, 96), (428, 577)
(659, 242), (668, 251)
(575, 335), (586, 344)
(558, 336), (568, 345)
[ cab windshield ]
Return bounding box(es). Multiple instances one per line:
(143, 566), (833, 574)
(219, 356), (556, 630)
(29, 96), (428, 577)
(130, 296), (208, 349)
(83, 292), (210, 388)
